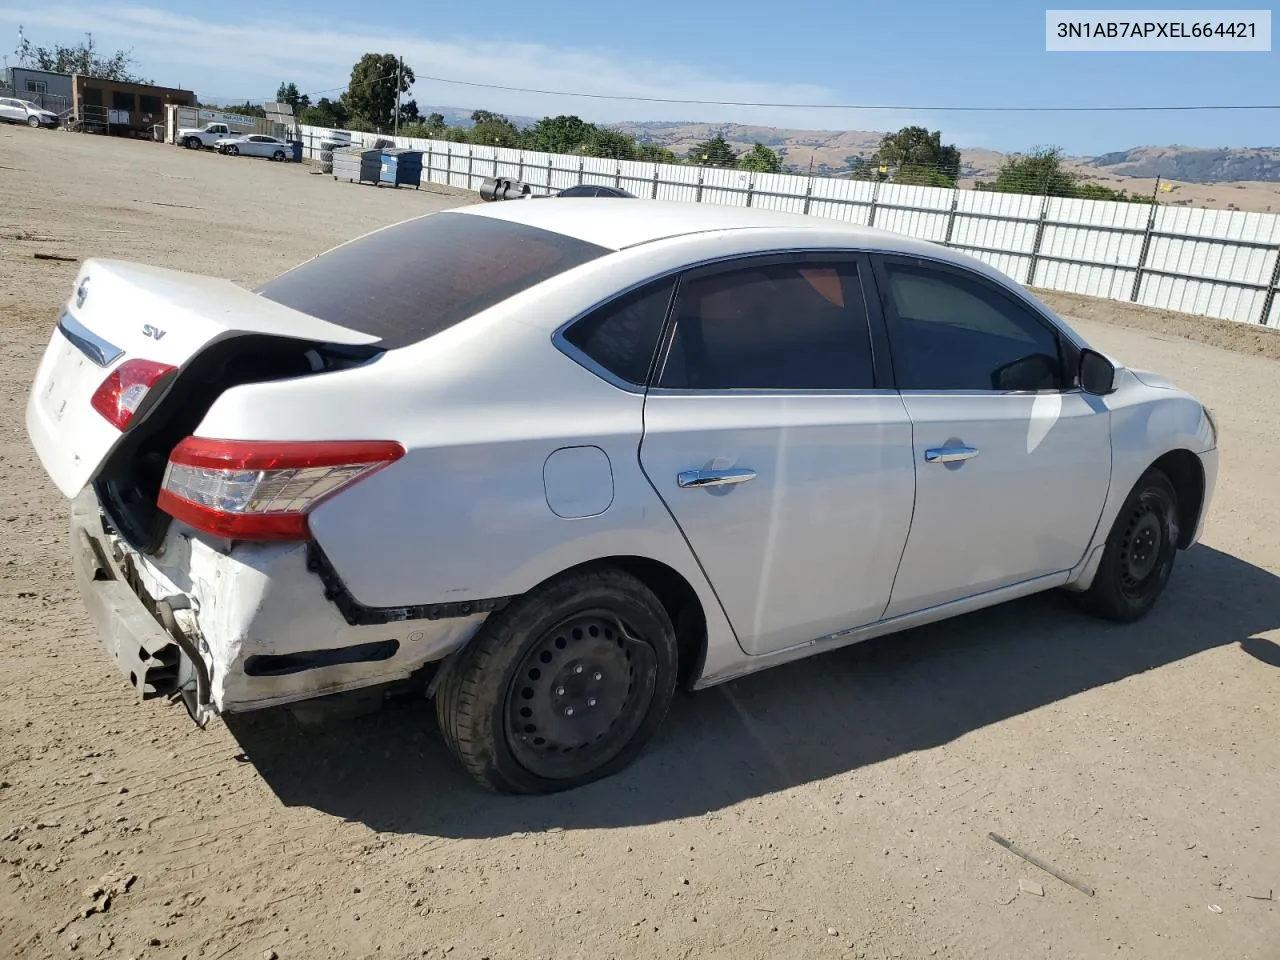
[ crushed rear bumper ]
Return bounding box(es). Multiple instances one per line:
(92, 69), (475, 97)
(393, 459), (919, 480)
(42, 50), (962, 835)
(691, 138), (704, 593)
(70, 490), (212, 723)
(69, 488), (487, 722)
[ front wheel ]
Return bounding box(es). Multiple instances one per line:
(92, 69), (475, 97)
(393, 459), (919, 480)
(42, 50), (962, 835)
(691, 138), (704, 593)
(185, 137), (202, 149)
(435, 568), (678, 794)
(272, 150), (285, 161)
(1080, 467), (1179, 622)
(227, 145), (239, 156)
(27, 115), (40, 128)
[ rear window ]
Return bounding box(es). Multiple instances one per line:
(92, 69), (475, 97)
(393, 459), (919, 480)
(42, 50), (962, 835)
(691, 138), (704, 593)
(256, 212), (611, 348)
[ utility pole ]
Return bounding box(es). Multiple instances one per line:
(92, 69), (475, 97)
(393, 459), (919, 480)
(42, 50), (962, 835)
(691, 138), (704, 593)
(394, 55), (402, 137)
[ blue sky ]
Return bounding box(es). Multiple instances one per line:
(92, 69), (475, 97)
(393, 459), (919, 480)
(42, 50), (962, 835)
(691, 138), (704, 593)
(1, 1), (1275, 154)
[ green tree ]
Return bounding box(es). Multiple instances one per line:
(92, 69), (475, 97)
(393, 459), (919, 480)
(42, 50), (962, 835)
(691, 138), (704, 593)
(275, 82), (310, 112)
(398, 99), (421, 125)
(470, 109), (506, 125)
(991, 146), (1080, 196)
(584, 127), (638, 160)
(524, 114), (597, 153)
(847, 157), (887, 181)
(470, 115), (521, 147)
(893, 165), (957, 188)
(737, 142), (782, 173)
(874, 126), (960, 183)
(1073, 182), (1154, 203)
(425, 112), (445, 133)
(689, 134), (738, 167)
(341, 53), (414, 132)
(637, 142), (679, 164)
(298, 96), (348, 128)
(16, 29), (149, 83)
(205, 101), (266, 118)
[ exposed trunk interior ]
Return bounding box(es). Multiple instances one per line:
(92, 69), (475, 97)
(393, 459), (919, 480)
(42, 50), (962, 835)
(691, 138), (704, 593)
(94, 335), (382, 554)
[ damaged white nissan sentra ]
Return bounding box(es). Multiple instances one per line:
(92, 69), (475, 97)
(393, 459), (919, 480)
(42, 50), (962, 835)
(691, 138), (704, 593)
(26, 199), (1218, 794)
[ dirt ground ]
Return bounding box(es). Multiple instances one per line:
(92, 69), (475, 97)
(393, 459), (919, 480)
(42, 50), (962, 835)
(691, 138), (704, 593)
(1, 127), (1277, 960)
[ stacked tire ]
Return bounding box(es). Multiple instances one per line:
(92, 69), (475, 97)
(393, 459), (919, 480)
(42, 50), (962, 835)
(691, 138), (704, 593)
(317, 137), (345, 176)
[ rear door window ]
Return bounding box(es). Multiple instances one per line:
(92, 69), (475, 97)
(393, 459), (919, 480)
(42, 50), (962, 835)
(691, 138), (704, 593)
(562, 278), (675, 386)
(257, 213), (611, 348)
(657, 258), (877, 390)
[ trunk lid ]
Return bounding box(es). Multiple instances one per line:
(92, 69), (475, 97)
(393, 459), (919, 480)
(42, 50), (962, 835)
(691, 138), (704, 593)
(26, 259), (379, 499)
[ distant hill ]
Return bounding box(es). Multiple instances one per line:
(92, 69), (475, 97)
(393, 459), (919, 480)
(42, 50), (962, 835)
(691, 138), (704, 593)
(613, 121), (1005, 179)
(1087, 146), (1280, 183)
(411, 111), (1280, 212)
(419, 106), (541, 129)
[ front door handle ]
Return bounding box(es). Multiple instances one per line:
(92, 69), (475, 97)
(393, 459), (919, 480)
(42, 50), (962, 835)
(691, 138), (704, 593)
(924, 446), (980, 464)
(677, 467), (757, 489)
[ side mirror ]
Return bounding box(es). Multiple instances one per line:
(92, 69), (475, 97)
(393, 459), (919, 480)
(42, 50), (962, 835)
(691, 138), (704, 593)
(1078, 348), (1117, 395)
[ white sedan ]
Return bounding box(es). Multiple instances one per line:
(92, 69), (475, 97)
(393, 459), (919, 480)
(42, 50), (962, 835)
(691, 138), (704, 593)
(25, 200), (1218, 794)
(215, 134), (290, 160)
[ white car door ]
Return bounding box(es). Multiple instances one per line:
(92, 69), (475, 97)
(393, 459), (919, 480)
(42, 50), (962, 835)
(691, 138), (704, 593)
(870, 254), (1113, 618)
(0, 99), (24, 122)
(637, 254), (916, 656)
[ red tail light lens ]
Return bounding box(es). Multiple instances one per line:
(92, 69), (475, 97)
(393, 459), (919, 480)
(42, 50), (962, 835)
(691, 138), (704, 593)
(157, 438), (405, 541)
(90, 359), (177, 430)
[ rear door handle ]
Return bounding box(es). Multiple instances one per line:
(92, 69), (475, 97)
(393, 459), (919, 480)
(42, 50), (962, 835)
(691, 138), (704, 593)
(677, 467), (757, 489)
(924, 446), (980, 464)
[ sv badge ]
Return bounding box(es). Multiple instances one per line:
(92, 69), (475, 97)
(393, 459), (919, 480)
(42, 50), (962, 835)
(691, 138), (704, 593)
(142, 324), (167, 341)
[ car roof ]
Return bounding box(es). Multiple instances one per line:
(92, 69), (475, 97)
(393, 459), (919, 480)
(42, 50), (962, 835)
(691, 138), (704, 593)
(452, 197), (946, 256)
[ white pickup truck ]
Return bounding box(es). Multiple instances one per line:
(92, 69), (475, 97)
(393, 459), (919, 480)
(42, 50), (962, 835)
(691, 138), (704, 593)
(177, 123), (238, 150)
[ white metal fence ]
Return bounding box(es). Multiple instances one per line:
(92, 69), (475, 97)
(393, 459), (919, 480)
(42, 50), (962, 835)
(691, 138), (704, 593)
(298, 125), (1280, 328)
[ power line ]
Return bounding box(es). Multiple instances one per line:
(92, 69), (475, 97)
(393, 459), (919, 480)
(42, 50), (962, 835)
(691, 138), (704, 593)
(409, 74), (1279, 113)
(218, 70), (1280, 114)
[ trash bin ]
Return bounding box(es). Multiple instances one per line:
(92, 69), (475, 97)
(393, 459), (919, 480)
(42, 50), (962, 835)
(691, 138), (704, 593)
(290, 140), (303, 163)
(378, 148), (424, 189)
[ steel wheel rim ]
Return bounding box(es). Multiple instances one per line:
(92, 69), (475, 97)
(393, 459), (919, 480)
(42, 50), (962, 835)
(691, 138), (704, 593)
(1118, 488), (1174, 600)
(504, 610), (656, 780)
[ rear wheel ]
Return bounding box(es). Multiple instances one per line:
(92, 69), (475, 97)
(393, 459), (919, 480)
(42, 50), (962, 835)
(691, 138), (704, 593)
(1080, 467), (1179, 622)
(435, 568), (678, 794)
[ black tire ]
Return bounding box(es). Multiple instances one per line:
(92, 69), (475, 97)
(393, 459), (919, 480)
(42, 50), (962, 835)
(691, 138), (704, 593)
(272, 150), (285, 161)
(27, 115), (40, 128)
(228, 145), (239, 157)
(435, 568), (678, 794)
(185, 136), (202, 149)
(1080, 467), (1179, 622)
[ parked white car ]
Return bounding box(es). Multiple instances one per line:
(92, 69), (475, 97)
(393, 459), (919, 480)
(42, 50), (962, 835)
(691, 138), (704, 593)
(25, 201), (1218, 794)
(0, 96), (59, 128)
(215, 134), (290, 160)
(177, 122), (235, 149)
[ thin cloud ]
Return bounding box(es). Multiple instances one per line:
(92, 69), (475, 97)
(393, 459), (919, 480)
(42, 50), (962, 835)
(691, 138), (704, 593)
(0, 5), (920, 130)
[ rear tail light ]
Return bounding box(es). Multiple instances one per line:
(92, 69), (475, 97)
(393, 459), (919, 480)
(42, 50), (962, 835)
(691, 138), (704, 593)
(90, 359), (177, 430)
(157, 438), (405, 541)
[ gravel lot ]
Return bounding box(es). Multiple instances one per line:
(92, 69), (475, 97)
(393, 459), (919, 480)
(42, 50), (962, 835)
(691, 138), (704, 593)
(1, 126), (1277, 960)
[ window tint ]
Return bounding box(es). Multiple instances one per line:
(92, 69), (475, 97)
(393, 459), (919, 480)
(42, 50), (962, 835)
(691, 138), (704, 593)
(563, 279), (674, 386)
(881, 261), (1065, 392)
(658, 260), (874, 390)
(257, 213), (611, 348)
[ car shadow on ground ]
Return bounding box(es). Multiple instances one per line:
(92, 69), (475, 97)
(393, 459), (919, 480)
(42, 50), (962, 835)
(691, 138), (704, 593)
(226, 544), (1279, 837)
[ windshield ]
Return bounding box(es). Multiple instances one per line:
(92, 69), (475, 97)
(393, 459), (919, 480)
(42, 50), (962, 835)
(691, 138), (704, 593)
(256, 212), (611, 348)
